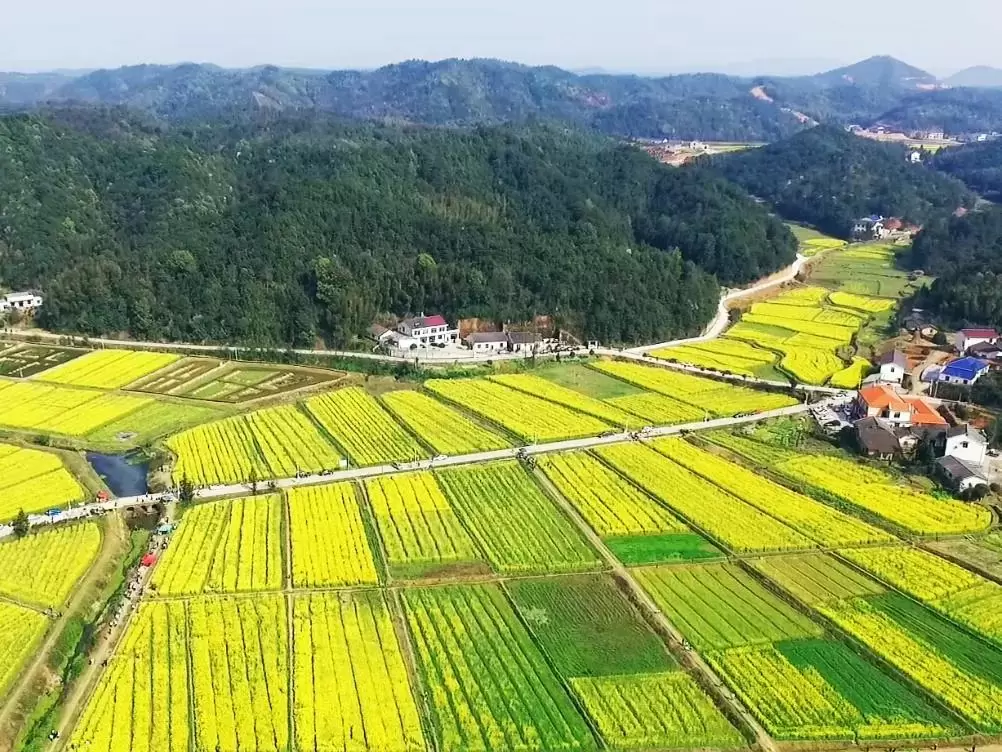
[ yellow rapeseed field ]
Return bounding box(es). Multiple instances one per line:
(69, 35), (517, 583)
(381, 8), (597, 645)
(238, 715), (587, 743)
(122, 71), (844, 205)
(36, 349), (179, 389)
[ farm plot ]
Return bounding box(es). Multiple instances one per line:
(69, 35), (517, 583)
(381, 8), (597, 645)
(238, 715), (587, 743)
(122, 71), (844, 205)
(0, 523), (102, 607)
(570, 672), (743, 750)
(604, 393), (704, 426)
(129, 357), (221, 394)
(711, 433), (992, 535)
(651, 439), (894, 546)
(381, 390), (510, 455)
(489, 373), (641, 427)
(0, 442), (86, 520)
(508, 574), (742, 751)
(810, 243), (913, 298)
(928, 533), (1002, 579)
(819, 593), (1002, 732)
(597, 443), (812, 553)
(830, 357), (871, 388)
(653, 338), (779, 377)
(829, 291), (896, 313)
(741, 313), (856, 343)
(292, 590), (426, 752)
(85, 400), (228, 447)
(0, 380), (150, 437)
(0, 343), (84, 377)
(70, 601), (190, 752)
(188, 595), (290, 752)
(426, 378), (609, 442)
(770, 286), (831, 306)
(402, 583), (596, 752)
(178, 362), (342, 403)
(534, 363), (644, 400)
(538, 452), (719, 564)
(635, 563), (821, 651)
(638, 563), (953, 741)
(507, 574), (675, 677)
(305, 387), (428, 466)
(788, 225), (847, 257)
(774, 346), (846, 385)
(436, 461), (601, 575)
(750, 553), (886, 607)
(151, 495), (283, 595)
(36, 349), (179, 389)
(591, 360), (797, 415)
(166, 403), (343, 485)
(288, 483), (380, 587)
(365, 472), (483, 577)
(711, 639), (955, 741)
(0, 602), (47, 699)
(841, 546), (1002, 647)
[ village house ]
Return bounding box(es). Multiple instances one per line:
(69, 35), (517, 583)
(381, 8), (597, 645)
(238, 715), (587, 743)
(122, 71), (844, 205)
(854, 416), (902, 460)
(0, 291), (43, 313)
(939, 357), (991, 385)
(464, 332), (509, 354)
(852, 384), (946, 429)
(967, 341), (1002, 361)
(955, 327), (999, 354)
(935, 455), (988, 494)
(852, 216), (888, 241)
(877, 350), (907, 384)
(944, 423), (988, 466)
(396, 314), (458, 346)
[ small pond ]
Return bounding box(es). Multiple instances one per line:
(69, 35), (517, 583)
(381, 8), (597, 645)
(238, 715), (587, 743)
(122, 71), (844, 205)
(86, 452), (149, 497)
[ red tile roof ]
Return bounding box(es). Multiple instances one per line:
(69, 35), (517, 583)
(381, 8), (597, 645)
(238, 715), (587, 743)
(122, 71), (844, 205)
(421, 314), (448, 327)
(902, 396), (948, 426)
(859, 384), (909, 412)
(961, 328), (999, 339)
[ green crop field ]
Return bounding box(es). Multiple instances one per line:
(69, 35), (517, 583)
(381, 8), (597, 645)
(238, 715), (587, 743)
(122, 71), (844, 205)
(0, 343), (85, 377)
(437, 461), (602, 574)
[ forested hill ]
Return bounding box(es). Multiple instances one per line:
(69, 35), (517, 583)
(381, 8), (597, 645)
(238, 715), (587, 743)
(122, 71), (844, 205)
(909, 208), (1002, 329)
(931, 138), (1002, 200)
(0, 110), (796, 347)
(705, 126), (975, 237)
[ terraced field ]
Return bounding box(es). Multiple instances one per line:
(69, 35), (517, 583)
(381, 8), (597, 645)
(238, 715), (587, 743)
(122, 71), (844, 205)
(0, 442), (87, 520)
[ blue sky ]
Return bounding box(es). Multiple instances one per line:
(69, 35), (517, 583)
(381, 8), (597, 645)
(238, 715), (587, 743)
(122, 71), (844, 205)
(3, 0), (999, 75)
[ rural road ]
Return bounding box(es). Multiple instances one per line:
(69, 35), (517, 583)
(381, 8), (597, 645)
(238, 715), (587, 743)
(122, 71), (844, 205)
(628, 253), (809, 353)
(2, 398), (833, 539)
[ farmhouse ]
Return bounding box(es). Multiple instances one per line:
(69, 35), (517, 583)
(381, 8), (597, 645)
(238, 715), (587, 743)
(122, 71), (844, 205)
(967, 341), (1002, 361)
(852, 216), (888, 241)
(935, 455), (988, 494)
(464, 332), (509, 354)
(854, 416), (901, 460)
(877, 350), (907, 384)
(852, 385), (946, 429)
(939, 357), (990, 385)
(955, 327), (998, 354)
(944, 423), (988, 465)
(397, 314), (458, 346)
(0, 291), (43, 312)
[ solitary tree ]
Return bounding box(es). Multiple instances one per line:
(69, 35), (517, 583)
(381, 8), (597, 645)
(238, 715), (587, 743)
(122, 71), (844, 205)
(12, 509), (29, 538)
(178, 475), (196, 505)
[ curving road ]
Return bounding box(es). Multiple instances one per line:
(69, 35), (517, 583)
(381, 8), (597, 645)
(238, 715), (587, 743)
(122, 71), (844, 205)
(628, 253), (809, 353)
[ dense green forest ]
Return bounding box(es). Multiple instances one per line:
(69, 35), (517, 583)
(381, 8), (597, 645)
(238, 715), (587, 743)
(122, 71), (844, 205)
(706, 126), (975, 237)
(910, 207), (1002, 327)
(931, 139), (1002, 200)
(5, 56), (1002, 141)
(0, 110), (796, 347)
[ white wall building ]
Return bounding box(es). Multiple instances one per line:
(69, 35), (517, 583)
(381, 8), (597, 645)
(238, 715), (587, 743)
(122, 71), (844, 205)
(0, 292), (43, 313)
(464, 332), (509, 354)
(397, 314), (458, 345)
(944, 424), (988, 466)
(877, 350), (907, 384)
(956, 328), (999, 354)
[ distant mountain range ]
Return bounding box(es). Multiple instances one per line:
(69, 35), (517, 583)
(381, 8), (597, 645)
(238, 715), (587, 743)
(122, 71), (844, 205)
(944, 66), (1002, 89)
(2, 55), (1002, 140)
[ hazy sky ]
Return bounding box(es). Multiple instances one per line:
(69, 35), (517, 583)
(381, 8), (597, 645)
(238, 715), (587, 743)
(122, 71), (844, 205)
(3, 0), (1000, 75)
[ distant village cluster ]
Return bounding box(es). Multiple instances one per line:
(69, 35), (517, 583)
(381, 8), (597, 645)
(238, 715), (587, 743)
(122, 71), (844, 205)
(368, 313), (576, 358)
(830, 327), (1002, 496)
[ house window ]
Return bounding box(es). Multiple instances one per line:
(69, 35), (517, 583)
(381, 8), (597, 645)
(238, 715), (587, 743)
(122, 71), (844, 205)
(962, 441), (969, 448)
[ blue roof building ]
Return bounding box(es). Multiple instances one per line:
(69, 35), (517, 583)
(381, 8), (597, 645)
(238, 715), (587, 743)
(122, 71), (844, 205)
(940, 357), (990, 385)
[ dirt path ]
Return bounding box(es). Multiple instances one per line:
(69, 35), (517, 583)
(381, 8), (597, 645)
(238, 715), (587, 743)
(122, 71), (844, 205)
(533, 468), (779, 752)
(52, 525), (153, 748)
(0, 515), (128, 746)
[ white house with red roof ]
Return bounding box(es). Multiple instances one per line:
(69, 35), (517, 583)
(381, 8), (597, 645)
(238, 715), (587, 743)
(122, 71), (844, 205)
(396, 314), (458, 346)
(956, 327), (999, 354)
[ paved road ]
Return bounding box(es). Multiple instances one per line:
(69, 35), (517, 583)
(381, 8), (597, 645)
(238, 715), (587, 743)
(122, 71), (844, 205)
(0, 400), (825, 537)
(628, 253), (809, 353)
